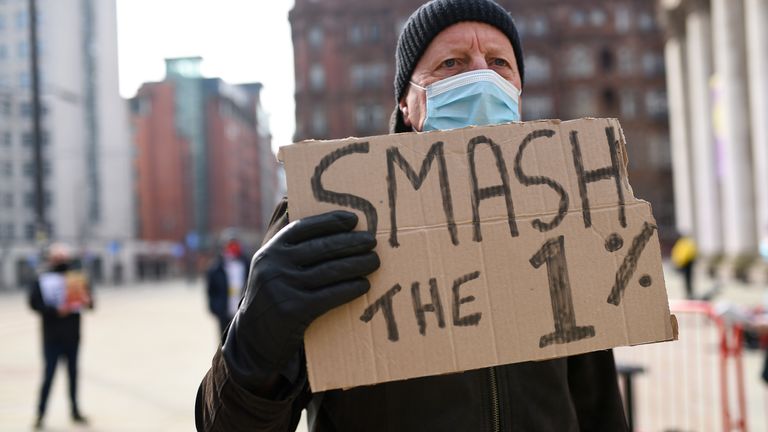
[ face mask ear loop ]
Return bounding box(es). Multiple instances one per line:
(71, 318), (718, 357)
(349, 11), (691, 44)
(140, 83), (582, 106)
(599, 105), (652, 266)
(409, 81), (427, 92)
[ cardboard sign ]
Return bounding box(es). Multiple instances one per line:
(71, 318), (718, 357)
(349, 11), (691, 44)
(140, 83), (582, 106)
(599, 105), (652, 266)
(278, 118), (676, 392)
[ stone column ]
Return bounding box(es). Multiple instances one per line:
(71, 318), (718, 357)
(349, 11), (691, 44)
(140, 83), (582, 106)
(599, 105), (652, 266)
(711, 0), (756, 257)
(664, 15), (695, 235)
(685, 0), (722, 256)
(745, 0), (768, 243)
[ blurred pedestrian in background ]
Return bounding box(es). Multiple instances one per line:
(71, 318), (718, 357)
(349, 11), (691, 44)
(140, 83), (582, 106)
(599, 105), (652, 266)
(28, 242), (93, 429)
(206, 233), (250, 337)
(672, 233), (697, 299)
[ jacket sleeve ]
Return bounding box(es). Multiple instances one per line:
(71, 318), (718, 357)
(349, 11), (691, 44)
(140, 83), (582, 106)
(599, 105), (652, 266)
(28, 279), (58, 317)
(195, 348), (309, 432)
(567, 349), (629, 432)
(195, 198), (311, 431)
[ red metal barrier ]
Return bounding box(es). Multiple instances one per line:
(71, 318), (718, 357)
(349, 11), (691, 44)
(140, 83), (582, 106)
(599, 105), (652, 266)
(614, 300), (747, 432)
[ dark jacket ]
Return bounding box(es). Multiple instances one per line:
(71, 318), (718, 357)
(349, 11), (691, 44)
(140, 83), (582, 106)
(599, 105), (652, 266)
(195, 199), (628, 431)
(28, 268), (93, 345)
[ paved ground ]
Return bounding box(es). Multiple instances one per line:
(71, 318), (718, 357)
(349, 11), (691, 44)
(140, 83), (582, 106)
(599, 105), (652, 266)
(0, 266), (765, 431)
(0, 279), (307, 432)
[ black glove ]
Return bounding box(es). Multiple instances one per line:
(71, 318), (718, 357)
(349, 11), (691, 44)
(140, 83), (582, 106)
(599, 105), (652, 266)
(222, 210), (380, 393)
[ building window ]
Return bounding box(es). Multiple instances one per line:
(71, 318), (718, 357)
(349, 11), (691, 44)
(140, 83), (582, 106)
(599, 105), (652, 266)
(312, 107), (327, 136)
(602, 87), (617, 113)
(348, 24), (363, 45)
(522, 95), (553, 120)
(617, 47), (635, 75)
(615, 6), (632, 33)
(570, 9), (586, 27)
(355, 103), (385, 134)
(25, 223), (34, 241)
(524, 54), (550, 84)
(1, 223), (15, 241)
(516, 19), (527, 37)
(531, 15), (548, 36)
(565, 46), (594, 78)
(599, 47), (614, 72)
(23, 191), (48, 208)
(350, 63), (387, 89)
(1, 161), (11, 177)
(642, 52), (664, 77)
(369, 23), (381, 42)
(19, 71), (29, 88)
(647, 133), (671, 168)
(638, 12), (655, 32)
(17, 40), (27, 58)
(564, 87), (596, 119)
(620, 89), (637, 119)
(15, 9), (26, 30)
(2, 192), (13, 208)
(308, 26), (324, 49)
(0, 44), (7, 60)
(0, 14), (5, 31)
(590, 9), (607, 26)
(309, 63), (325, 91)
(2, 131), (10, 146)
(1, 98), (10, 115)
(645, 89), (668, 119)
(22, 131), (32, 146)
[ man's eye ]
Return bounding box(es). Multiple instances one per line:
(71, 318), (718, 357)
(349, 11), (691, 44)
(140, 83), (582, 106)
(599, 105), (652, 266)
(442, 59), (457, 68)
(492, 58), (510, 67)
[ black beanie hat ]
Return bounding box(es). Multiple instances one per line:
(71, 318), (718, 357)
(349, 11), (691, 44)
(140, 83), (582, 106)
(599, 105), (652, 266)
(391, 0), (524, 133)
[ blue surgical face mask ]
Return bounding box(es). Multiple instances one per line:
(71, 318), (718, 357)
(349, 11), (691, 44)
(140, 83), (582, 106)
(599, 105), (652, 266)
(410, 69), (521, 132)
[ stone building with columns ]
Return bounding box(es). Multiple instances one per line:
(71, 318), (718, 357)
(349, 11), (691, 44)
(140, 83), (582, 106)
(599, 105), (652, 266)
(659, 0), (768, 280)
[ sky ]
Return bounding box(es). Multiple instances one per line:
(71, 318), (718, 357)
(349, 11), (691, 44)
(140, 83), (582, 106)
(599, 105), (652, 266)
(115, 0), (296, 152)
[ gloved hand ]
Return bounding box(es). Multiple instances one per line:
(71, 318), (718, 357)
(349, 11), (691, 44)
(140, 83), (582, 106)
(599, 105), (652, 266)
(222, 210), (380, 393)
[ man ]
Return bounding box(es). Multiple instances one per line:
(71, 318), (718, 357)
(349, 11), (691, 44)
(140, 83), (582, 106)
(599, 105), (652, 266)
(206, 236), (250, 336)
(29, 243), (92, 429)
(671, 234), (697, 299)
(196, 1), (628, 430)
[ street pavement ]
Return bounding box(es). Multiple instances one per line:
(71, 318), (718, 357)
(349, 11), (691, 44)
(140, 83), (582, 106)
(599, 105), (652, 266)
(0, 266), (765, 431)
(0, 279), (307, 432)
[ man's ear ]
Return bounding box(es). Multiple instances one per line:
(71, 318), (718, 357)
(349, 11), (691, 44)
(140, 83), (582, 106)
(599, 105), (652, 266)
(399, 99), (412, 127)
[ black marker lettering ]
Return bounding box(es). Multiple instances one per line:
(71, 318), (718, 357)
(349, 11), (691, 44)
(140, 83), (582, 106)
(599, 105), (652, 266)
(452, 271), (482, 327)
(411, 278), (445, 336)
(468, 136), (517, 241)
(360, 284), (402, 342)
(513, 129), (569, 232)
(387, 142), (458, 248)
(569, 127), (626, 228)
(530, 236), (595, 348)
(607, 222), (657, 306)
(312, 142), (378, 235)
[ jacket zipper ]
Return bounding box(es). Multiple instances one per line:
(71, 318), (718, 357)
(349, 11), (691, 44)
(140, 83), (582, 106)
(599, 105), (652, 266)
(489, 367), (500, 432)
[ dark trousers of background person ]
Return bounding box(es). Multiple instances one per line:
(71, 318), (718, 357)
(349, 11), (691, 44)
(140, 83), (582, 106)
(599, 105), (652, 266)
(37, 340), (80, 418)
(681, 261), (694, 299)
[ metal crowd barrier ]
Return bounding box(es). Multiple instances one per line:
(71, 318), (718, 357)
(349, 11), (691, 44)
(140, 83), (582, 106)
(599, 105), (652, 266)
(614, 300), (747, 432)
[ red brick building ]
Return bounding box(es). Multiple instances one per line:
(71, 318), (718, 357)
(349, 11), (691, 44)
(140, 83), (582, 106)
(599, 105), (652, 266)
(132, 81), (193, 242)
(131, 58), (279, 250)
(289, 0), (674, 243)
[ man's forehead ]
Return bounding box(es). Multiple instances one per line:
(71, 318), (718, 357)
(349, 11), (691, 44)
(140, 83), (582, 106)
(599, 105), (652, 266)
(426, 22), (514, 52)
